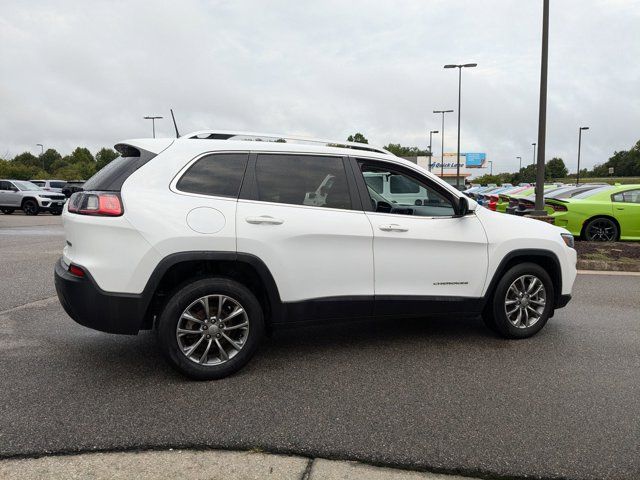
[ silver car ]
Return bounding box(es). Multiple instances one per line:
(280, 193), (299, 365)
(0, 179), (66, 216)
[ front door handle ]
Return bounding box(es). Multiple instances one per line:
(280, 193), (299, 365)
(616, 207), (624, 210)
(245, 215), (284, 225)
(379, 224), (408, 232)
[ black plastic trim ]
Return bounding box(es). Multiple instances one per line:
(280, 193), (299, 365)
(482, 249), (564, 308)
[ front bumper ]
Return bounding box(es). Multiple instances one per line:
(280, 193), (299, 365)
(38, 197), (66, 210)
(54, 258), (147, 334)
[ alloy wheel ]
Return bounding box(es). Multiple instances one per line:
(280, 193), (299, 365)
(176, 294), (249, 366)
(504, 275), (546, 329)
(586, 219), (616, 242)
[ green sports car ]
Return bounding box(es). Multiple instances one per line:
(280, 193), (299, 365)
(547, 185), (640, 241)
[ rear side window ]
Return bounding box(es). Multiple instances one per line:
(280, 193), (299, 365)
(255, 154), (352, 210)
(612, 189), (640, 204)
(51, 181), (66, 188)
(176, 153), (248, 198)
(84, 145), (152, 191)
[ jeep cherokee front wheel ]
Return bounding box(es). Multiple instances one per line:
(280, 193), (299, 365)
(483, 262), (554, 339)
(157, 277), (264, 380)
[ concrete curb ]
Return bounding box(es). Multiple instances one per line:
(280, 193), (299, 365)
(577, 269), (640, 276)
(0, 449), (480, 480)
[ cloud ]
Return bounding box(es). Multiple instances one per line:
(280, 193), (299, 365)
(1, 0), (638, 174)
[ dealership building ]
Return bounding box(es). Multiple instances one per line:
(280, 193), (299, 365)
(402, 152), (487, 186)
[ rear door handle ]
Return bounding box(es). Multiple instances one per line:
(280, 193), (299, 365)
(245, 216), (284, 225)
(379, 224), (408, 232)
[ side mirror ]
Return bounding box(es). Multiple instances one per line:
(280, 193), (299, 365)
(456, 196), (474, 216)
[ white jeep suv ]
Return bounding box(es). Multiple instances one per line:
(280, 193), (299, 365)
(54, 131), (577, 380)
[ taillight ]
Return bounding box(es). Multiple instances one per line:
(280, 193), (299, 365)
(68, 191), (123, 216)
(69, 264), (85, 277)
(548, 202), (567, 212)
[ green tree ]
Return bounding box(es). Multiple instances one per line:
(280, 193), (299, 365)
(95, 147), (119, 170)
(0, 160), (43, 180)
(347, 133), (368, 144)
(40, 148), (62, 174)
(68, 147), (94, 164)
(384, 144), (429, 157)
(12, 152), (40, 168)
(546, 157), (568, 179)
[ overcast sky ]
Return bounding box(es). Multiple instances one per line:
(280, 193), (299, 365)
(1, 0), (639, 173)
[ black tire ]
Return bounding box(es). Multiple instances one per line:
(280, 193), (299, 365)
(482, 262), (554, 339)
(0, 208), (15, 215)
(157, 277), (264, 380)
(22, 199), (39, 216)
(583, 217), (619, 242)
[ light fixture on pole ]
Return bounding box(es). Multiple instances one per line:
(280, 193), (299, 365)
(143, 116), (163, 138)
(428, 130), (439, 171)
(37, 144), (44, 170)
(576, 126), (589, 185)
(433, 110), (454, 178)
(532, 143), (537, 166)
(444, 63), (478, 189)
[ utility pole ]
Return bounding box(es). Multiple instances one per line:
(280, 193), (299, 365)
(489, 160), (493, 176)
(517, 156), (522, 171)
(576, 126), (589, 185)
(444, 63), (477, 189)
(533, 0), (550, 215)
(433, 110), (454, 178)
(428, 130), (439, 171)
(143, 116), (163, 138)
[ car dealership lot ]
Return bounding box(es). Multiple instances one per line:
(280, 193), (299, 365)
(1, 217), (639, 480)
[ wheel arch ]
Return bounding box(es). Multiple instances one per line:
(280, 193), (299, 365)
(484, 249), (562, 309)
(141, 252), (283, 330)
(20, 196), (38, 207)
(580, 215), (620, 241)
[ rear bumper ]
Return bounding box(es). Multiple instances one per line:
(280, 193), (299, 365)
(54, 258), (146, 334)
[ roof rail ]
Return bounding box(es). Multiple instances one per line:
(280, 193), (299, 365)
(180, 130), (392, 155)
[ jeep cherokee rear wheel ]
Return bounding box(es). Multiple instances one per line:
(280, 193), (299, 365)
(483, 262), (554, 339)
(157, 277), (264, 380)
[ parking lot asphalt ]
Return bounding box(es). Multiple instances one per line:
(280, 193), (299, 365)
(1, 217), (639, 480)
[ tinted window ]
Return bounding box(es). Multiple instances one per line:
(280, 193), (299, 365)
(0, 181), (12, 191)
(255, 155), (351, 210)
(31, 181), (45, 187)
(612, 189), (640, 204)
(177, 153), (248, 198)
(390, 174), (420, 194)
(50, 181), (66, 188)
(360, 162), (455, 217)
(365, 175), (383, 194)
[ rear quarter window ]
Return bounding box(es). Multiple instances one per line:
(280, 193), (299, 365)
(176, 153), (249, 198)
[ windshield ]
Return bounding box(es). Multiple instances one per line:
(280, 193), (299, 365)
(572, 185), (614, 199)
(13, 181), (42, 191)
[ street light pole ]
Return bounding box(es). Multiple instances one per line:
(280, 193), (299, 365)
(532, 143), (537, 166)
(36, 144), (44, 170)
(576, 126), (589, 185)
(517, 156), (522, 171)
(489, 160), (493, 175)
(428, 130), (439, 172)
(143, 116), (163, 138)
(433, 110), (454, 178)
(533, 0), (550, 215)
(444, 63), (477, 189)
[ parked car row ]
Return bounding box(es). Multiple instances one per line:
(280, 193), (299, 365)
(464, 183), (640, 241)
(0, 179), (84, 215)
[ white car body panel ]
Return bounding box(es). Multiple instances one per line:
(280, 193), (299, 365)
(60, 136), (576, 308)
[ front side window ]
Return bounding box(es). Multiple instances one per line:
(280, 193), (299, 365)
(255, 154), (352, 210)
(360, 162), (455, 217)
(612, 189), (640, 204)
(177, 153), (248, 198)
